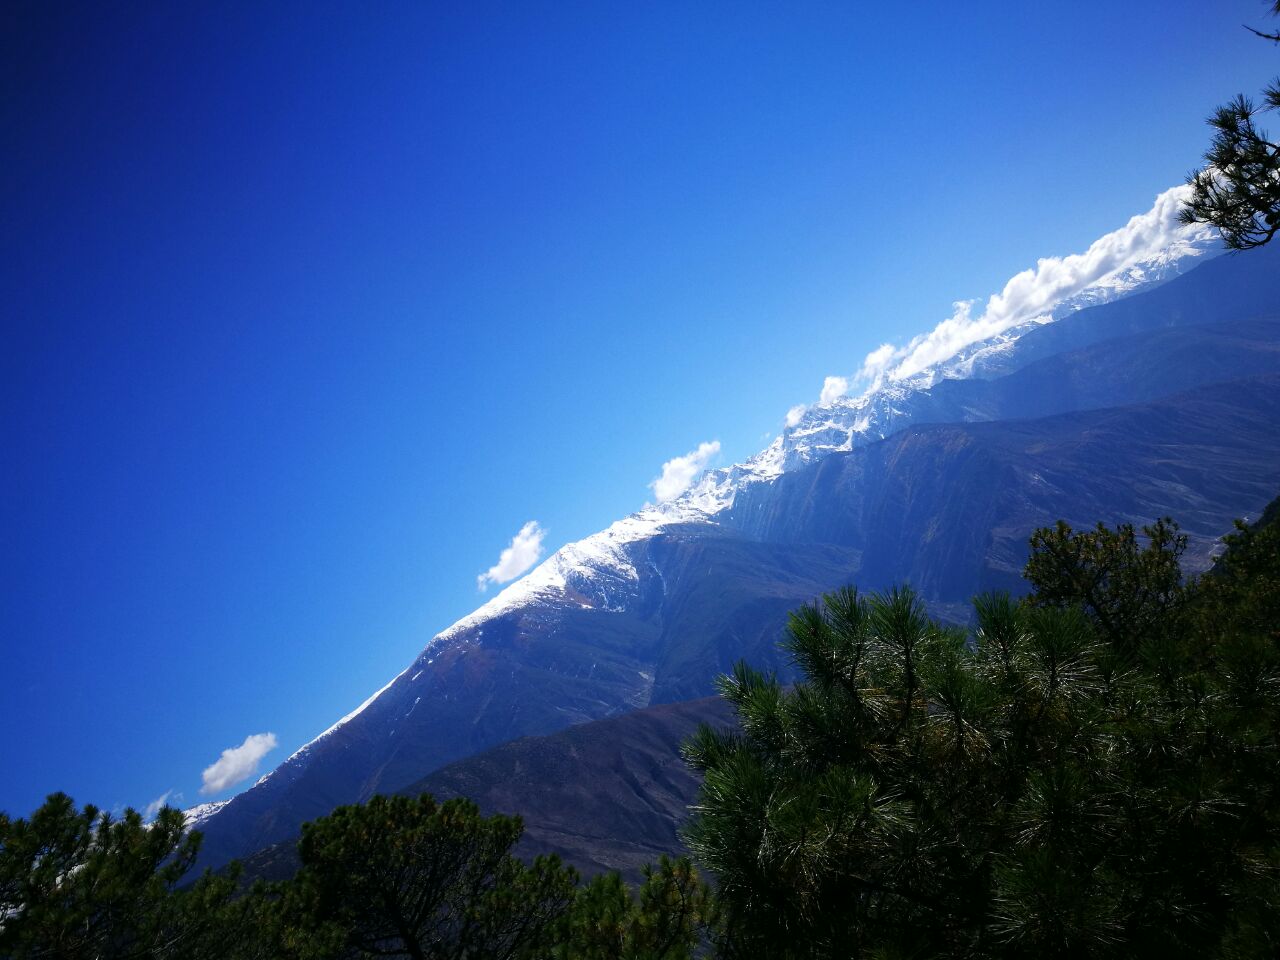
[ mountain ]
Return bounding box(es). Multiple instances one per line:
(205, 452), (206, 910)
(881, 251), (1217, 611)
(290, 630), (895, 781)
(237, 695), (735, 885)
(400, 695), (734, 878)
(189, 239), (1280, 870)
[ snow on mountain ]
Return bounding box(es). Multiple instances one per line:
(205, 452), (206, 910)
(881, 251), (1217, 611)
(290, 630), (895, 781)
(183, 799), (230, 832)
(263, 213), (1220, 776)
(677, 221), (1220, 499)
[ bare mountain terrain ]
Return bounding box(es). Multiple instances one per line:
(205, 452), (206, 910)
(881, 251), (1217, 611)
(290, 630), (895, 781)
(191, 244), (1280, 871)
(239, 696), (736, 885)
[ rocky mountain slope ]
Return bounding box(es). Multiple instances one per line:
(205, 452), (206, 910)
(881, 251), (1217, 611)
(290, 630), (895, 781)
(239, 696), (735, 885)
(190, 241), (1280, 869)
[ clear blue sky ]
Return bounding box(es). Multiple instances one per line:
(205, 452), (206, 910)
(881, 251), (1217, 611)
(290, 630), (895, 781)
(3, 1), (1276, 817)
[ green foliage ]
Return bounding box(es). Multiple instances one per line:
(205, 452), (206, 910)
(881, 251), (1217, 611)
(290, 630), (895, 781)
(556, 856), (715, 960)
(0, 785), (718, 960)
(1181, 3), (1280, 249)
(0, 792), (243, 959)
(294, 794), (576, 959)
(684, 509), (1280, 958)
(1023, 517), (1186, 655)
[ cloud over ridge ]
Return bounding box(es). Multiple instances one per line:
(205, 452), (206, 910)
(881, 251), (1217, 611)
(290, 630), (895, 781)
(651, 441), (721, 503)
(477, 521), (546, 591)
(143, 790), (178, 820)
(200, 732), (278, 796)
(819, 376), (848, 405)
(848, 183), (1209, 389)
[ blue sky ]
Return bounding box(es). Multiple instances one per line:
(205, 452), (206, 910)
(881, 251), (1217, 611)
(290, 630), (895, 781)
(2, 0), (1277, 817)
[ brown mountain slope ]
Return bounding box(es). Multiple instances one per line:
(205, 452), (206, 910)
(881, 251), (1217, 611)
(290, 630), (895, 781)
(237, 695), (734, 884)
(400, 695), (735, 878)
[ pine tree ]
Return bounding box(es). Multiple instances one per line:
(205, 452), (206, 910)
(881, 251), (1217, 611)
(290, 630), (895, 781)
(556, 855), (716, 960)
(683, 508), (1280, 958)
(292, 794), (576, 960)
(0, 793), (240, 959)
(1181, 2), (1280, 249)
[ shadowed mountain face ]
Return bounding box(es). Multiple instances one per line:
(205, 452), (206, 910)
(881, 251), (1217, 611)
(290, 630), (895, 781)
(728, 374), (1280, 618)
(239, 696), (736, 885)
(191, 245), (1280, 871)
(968, 248), (1280, 379)
(403, 696), (737, 879)
(194, 537), (866, 868)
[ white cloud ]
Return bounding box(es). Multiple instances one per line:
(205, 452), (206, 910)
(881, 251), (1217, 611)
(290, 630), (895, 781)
(143, 790), (179, 820)
(784, 405), (807, 428)
(477, 521), (546, 591)
(857, 183), (1208, 385)
(200, 732), (278, 796)
(857, 342), (898, 385)
(819, 376), (848, 405)
(650, 441), (721, 502)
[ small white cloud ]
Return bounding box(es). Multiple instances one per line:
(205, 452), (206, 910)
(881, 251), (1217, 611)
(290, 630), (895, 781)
(650, 441), (721, 503)
(143, 790), (179, 820)
(819, 376), (848, 405)
(200, 733), (278, 796)
(784, 405), (807, 428)
(477, 521), (546, 591)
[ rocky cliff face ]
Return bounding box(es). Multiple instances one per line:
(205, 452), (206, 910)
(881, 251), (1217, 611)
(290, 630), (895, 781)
(191, 242), (1280, 870)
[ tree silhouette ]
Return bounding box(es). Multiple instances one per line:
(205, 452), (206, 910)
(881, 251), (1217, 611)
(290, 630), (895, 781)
(1181, 2), (1280, 249)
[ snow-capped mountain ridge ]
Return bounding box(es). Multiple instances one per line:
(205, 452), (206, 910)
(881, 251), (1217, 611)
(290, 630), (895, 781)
(189, 229), (1280, 874)
(671, 224), (1220, 504)
(255, 224), (1220, 781)
(182, 799), (230, 832)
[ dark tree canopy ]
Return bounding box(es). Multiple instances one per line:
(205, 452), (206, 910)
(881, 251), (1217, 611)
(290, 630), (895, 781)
(684, 507), (1280, 958)
(1023, 517), (1186, 655)
(0, 794), (250, 960)
(0, 789), (715, 959)
(293, 794), (576, 960)
(554, 855), (716, 960)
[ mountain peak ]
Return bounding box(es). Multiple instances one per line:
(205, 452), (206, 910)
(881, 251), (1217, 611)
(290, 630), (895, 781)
(274, 222), (1221, 770)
